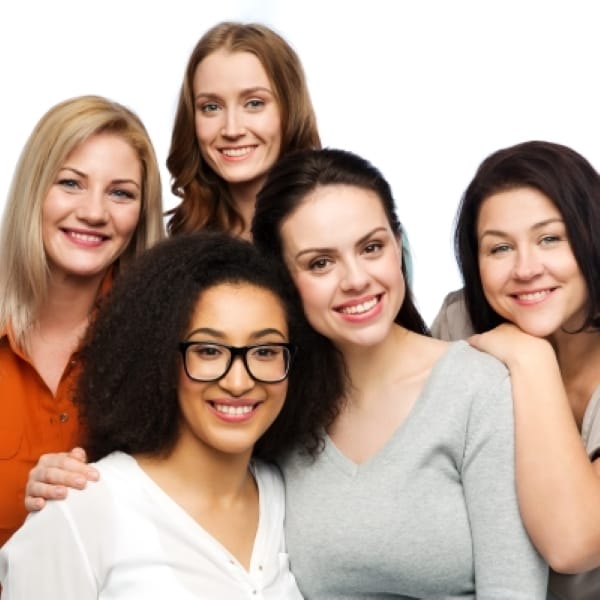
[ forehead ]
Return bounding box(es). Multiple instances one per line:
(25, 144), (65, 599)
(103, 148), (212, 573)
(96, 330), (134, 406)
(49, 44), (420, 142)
(477, 186), (562, 232)
(281, 184), (390, 246)
(61, 133), (141, 176)
(188, 282), (287, 335)
(193, 49), (272, 94)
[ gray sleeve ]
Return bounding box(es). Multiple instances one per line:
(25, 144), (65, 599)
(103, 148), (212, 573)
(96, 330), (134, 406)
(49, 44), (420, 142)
(430, 289), (475, 341)
(582, 389), (600, 461)
(462, 363), (548, 597)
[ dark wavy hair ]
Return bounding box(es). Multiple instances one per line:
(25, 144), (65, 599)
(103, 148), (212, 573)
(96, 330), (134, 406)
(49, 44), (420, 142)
(76, 232), (344, 462)
(166, 22), (320, 236)
(455, 140), (600, 333)
(252, 148), (429, 336)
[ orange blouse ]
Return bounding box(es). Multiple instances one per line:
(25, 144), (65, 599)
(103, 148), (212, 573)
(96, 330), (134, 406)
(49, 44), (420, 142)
(0, 272), (112, 547)
(0, 327), (83, 546)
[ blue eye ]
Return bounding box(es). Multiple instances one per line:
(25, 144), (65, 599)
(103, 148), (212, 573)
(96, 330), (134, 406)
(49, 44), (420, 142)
(199, 103), (220, 113)
(246, 99), (265, 109)
(540, 235), (560, 245)
(489, 244), (512, 255)
(58, 178), (80, 189)
(111, 189), (136, 201)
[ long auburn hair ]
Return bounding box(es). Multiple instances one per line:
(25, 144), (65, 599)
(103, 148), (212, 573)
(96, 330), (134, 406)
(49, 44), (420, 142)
(166, 22), (320, 236)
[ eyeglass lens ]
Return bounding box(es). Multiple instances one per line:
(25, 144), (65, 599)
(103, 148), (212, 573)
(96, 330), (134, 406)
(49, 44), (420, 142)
(184, 343), (290, 382)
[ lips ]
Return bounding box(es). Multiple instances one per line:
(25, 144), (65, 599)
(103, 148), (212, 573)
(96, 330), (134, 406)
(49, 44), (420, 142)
(208, 400), (261, 422)
(510, 288), (556, 304)
(219, 146), (256, 158)
(334, 294), (381, 316)
(62, 228), (109, 245)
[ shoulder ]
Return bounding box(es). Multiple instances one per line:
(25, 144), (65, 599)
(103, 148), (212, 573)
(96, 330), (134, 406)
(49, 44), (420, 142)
(42, 452), (140, 519)
(430, 288), (474, 341)
(424, 341), (513, 429)
(434, 340), (509, 384)
(251, 459), (284, 492)
(583, 387), (600, 459)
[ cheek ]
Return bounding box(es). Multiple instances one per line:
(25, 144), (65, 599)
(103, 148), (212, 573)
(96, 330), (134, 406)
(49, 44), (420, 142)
(270, 381), (288, 415)
(293, 273), (328, 314)
(194, 116), (214, 153)
(261, 109), (282, 146)
(478, 258), (500, 293)
(114, 204), (142, 239)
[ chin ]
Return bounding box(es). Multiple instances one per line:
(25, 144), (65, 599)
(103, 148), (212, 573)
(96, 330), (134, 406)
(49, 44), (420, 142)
(513, 321), (557, 339)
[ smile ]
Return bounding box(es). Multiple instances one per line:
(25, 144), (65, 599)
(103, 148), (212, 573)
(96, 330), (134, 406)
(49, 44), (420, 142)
(212, 403), (255, 416)
(220, 146), (255, 158)
(512, 288), (555, 303)
(63, 229), (108, 244)
(338, 296), (379, 315)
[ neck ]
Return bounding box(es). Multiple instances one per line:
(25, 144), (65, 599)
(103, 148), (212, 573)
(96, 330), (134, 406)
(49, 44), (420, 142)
(339, 325), (411, 405)
(37, 270), (106, 333)
(228, 177), (266, 239)
(550, 327), (600, 381)
(138, 426), (253, 501)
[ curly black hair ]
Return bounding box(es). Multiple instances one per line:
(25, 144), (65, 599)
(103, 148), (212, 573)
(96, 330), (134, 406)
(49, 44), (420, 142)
(76, 231), (346, 462)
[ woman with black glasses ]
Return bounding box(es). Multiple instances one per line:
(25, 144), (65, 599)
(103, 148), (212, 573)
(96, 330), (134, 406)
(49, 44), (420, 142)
(0, 231), (343, 599)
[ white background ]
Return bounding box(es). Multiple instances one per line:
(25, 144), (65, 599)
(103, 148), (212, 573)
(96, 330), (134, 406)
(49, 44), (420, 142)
(1, 0), (599, 323)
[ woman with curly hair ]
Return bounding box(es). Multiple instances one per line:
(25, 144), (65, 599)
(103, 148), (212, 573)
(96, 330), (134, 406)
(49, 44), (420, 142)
(0, 95), (164, 546)
(0, 232), (343, 598)
(166, 21), (320, 238)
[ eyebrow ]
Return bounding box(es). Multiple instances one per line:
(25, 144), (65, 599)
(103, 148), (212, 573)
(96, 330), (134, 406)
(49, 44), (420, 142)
(194, 86), (274, 102)
(58, 167), (140, 189)
(186, 327), (286, 341)
(294, 226), (389, 260)
(479, 218), (565, 240)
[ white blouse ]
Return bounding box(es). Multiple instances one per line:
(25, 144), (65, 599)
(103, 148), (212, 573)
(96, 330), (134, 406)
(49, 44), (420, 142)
(0, 452), (302, 599)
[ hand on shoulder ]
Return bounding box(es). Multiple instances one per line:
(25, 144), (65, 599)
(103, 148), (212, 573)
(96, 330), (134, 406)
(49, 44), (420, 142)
(468, 323), (554, 369)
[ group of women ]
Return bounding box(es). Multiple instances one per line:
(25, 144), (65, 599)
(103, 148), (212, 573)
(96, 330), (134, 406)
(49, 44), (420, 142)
(0, 18), (598, 600)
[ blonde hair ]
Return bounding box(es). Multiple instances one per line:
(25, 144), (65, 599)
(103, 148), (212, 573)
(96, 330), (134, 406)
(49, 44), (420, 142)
(0, 95), (165, 347)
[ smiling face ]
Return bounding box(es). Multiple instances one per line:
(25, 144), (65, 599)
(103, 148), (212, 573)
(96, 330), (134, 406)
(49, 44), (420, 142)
(177, 282), (289, 459)
(281, 184), (404, 351)
(193, 49), (282, 197)
(42, 132), (142, 282)
(477, 186), (588, 338)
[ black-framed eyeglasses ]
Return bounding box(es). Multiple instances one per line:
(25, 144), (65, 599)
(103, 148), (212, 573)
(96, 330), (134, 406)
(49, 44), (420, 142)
(178, 341), (294, 383)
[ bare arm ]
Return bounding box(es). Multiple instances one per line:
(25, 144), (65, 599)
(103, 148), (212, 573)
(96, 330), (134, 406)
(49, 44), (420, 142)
(24, 447), (99, 512)
(469, 324), (600, 573)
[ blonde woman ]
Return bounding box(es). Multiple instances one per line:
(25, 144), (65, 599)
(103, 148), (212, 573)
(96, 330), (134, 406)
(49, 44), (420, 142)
(0, 95), (164, 545)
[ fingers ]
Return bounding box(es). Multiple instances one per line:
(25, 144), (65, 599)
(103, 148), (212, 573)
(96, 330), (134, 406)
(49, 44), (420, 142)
(23, 449), (100, 513)
(67, 446), (88, 462)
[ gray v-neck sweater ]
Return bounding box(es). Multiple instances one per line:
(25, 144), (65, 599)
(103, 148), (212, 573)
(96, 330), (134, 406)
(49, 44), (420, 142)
(280, 341), (547, 599)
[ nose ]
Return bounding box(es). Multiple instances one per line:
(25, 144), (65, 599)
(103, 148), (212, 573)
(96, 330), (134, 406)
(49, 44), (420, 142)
(512, 247), (544, 281)
(218, 355), (255, 396)
(340, 258), (370, 292)
(76, 188), (108, 224)
(221, 107), (245, 138)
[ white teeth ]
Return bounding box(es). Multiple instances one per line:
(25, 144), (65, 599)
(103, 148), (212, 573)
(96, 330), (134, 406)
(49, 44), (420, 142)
(221, 147), (252, 157)
(516, 290), (550, 301)
(68, 231), (104, 242)
(339, 297), (378, 315)
(213, 404), (254, 416)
